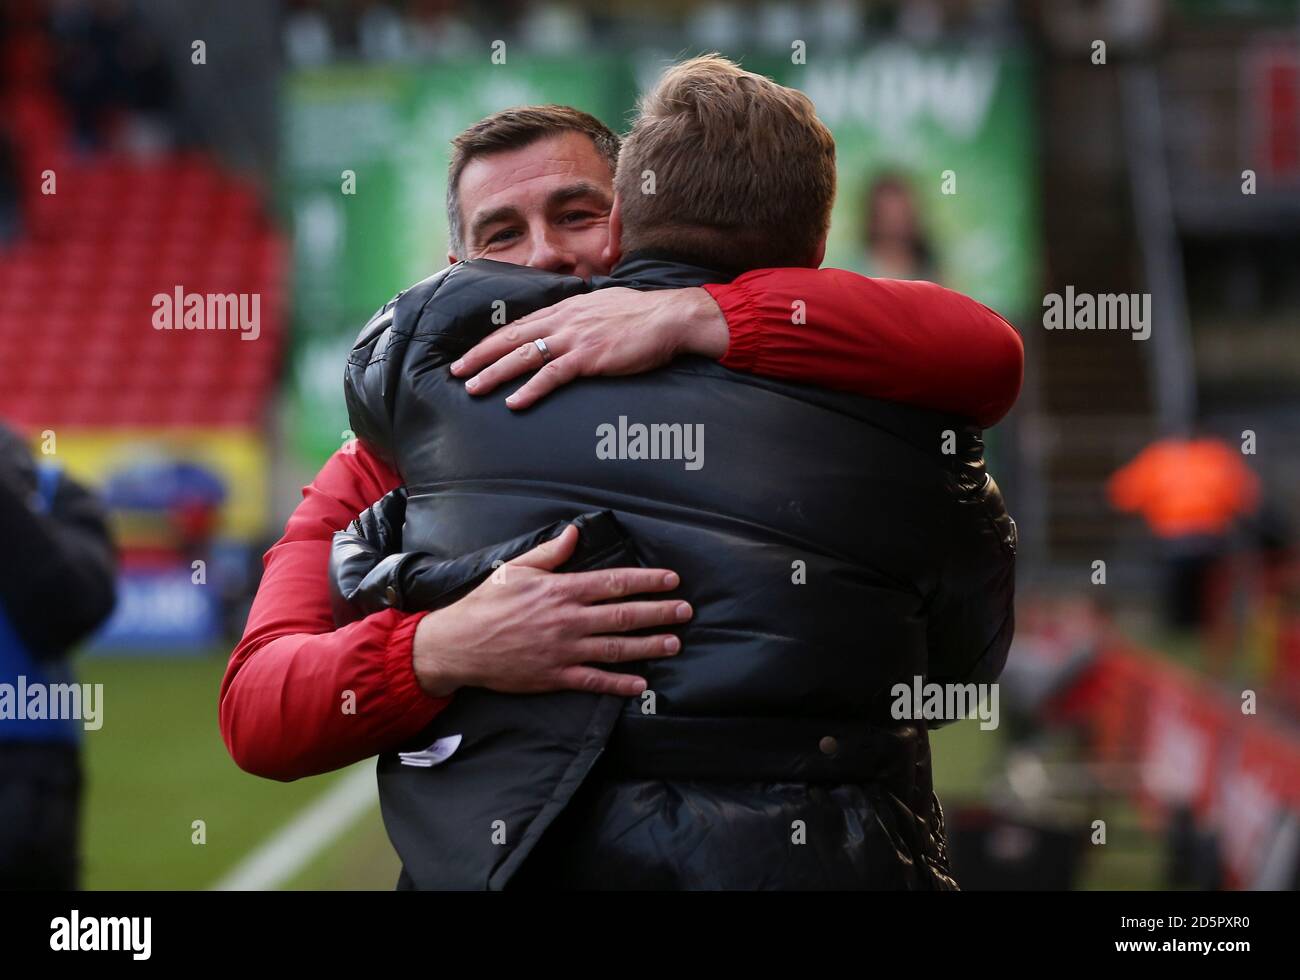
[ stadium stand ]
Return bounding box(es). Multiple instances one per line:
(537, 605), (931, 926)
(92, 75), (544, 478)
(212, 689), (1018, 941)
(0, 11), (284, 431)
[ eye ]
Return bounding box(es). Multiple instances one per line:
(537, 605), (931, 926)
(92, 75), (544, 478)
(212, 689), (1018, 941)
(486, 228), (521, 245)
(559, 210), (598, 224)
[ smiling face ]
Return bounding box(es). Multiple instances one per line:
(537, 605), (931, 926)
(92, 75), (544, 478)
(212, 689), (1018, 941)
(451, 131), (616, 280)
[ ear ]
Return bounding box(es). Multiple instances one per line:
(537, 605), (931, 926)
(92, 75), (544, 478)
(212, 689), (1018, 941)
(602, 195), (624, 270)
(810, 234), (827, 269)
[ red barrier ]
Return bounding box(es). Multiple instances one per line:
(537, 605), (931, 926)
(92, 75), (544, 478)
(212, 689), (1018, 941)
(1043, 636), (1300, 888)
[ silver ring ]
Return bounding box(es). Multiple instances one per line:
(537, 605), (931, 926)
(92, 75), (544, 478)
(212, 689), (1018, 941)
(533, 338), (552, 364)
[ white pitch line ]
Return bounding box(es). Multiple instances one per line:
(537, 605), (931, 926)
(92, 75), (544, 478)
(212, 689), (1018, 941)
(211, 763), (378, 891)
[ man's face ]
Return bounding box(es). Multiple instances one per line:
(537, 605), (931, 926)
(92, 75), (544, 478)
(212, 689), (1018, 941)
(452, 131), (615, 280)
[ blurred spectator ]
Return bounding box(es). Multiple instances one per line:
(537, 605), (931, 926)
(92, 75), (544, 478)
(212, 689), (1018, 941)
(405, 0), (478, 59)
(50, 0), (123, 150)
(0, 424), (117, 889)
(518, 2), (590, 54)
(357, 1), (407, 62)
(0, 124), (19, 243)
(284, 0), (335, 67)
(862, 172), (940, 281)
(115, 16), (176, 156)
(284, 0), (489, 64)
(1107, 435), (1260, 631)
(688, 2), (747, 51)
(50, 0), (175, 155)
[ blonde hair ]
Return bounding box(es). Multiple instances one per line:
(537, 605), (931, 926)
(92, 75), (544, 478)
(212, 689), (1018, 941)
(614, 55), (836, 270)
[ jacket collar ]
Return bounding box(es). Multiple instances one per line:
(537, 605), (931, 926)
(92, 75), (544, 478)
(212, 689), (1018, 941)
(597, 249), (740, 291)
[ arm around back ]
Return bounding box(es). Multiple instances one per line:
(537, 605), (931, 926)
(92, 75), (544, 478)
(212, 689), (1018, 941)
(924, 436), (1018, 716)
(219, 442), (450, 781)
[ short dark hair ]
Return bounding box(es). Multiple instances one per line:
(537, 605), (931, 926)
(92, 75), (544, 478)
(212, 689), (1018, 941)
(446, 105), (621, 256)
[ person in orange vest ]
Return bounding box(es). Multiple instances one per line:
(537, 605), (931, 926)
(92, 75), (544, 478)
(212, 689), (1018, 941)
(1107, 434), (1260, 630)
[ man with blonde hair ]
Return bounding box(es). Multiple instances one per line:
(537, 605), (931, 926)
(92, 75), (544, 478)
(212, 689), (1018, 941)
(614, 55), (837, 270)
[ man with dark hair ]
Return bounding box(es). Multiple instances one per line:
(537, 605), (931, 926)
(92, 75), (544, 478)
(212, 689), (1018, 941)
(445, 105), (620, 264)
(335, 55), (1016, 889)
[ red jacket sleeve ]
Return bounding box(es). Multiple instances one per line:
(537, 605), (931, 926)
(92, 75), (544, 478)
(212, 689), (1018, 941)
(706, 268), (1024, 427)
(218, 442), (450, 781)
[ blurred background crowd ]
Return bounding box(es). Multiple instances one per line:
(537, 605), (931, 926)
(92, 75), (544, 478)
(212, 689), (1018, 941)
(0, 0), (1297, 890)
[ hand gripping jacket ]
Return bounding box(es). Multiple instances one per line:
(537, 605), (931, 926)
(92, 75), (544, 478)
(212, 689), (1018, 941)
(343, 256), (1017, 890)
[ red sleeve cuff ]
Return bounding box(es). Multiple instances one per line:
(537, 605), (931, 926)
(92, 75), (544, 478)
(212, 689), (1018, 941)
(383, 610), (452, 722)
(704, 279), (764, 373)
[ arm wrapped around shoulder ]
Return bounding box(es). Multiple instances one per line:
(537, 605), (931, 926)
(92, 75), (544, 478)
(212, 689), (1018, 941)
(344, 260), (591, 471)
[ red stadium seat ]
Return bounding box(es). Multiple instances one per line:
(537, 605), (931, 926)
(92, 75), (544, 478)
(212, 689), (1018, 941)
(0, 148), (286, 431)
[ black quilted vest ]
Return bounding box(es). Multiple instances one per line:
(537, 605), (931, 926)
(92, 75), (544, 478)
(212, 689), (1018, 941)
(345, 255), (1015, 890)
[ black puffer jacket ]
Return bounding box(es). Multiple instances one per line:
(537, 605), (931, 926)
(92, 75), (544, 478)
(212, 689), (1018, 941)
(343, 255), (1017, 890)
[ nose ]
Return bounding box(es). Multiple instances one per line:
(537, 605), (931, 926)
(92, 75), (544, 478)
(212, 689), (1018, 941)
(526, 227), (578, 275)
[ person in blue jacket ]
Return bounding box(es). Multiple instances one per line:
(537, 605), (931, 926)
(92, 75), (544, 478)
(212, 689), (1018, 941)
(0, 424), (116, 889)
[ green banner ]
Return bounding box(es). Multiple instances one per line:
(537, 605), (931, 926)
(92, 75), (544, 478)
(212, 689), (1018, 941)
(280, 48), (1038, 465)
(770, 46), (1039, 317)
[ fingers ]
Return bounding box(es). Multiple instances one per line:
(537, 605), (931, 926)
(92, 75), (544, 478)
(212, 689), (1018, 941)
(451, 309), (557, 379)
(581, 599), (693, 634)
(509, 524), (578, 571)
(461, 339), (548, 396)
(574, 633), (682, 664)
(502, 356), (583, 410)
(462, 342), (540, 395)
(553, 665), (648, 698)
(562, 567), (680, 601)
